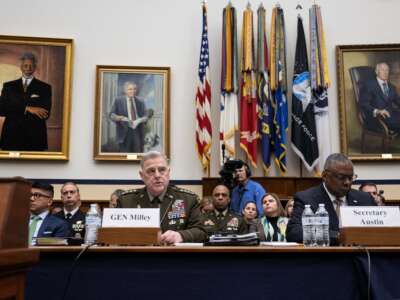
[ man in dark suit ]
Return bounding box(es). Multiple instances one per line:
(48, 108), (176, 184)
(286, 153), (375, 245)
(0, 52), (52, 151)
(109, 81), (150, 153)
(118, 151), (207, 244)
(54, 182), (86, 239)
(29, 181), (70, 246)
(360, 62), (400, 133)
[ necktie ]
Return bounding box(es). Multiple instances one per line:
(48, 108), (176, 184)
(334, 198), (343, 218)
(23, 79), (28, 92)
(129, 97), (137, 120)
(29, 215), (41, 245)
(383, 82), (389, 96)
(153, 197), (161, 208)
(66, 213), (72, 220)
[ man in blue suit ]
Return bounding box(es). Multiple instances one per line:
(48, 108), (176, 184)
(29, 181), (70, 246)
(360, 62), (400, 133)
(109, 81), (150, 153)
(286, 153), (375, 245)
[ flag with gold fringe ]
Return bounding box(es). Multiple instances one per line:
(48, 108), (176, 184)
(270, 5), (288, 174)
(195, 2), (212, 170)
(257, 4), (274, 173)
(310, 4), (331, 173)
(220, 3), (239, 165)
(240, 4), (258, 167)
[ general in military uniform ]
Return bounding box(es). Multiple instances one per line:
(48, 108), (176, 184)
(201, 184), (248, 236)
(119, 185), (206, 242)
(118, 151), (207, 244)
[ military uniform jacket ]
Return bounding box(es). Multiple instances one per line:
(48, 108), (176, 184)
(54, 209), (86, 239)
(118, 185), (207, 242)
(201, 210), (248, 237)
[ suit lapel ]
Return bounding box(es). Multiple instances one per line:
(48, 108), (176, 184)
(160, 191), (174, 226)
(374, 80), (391, 104)
(346, 190), (359, 206)
(37, 215), (49, 236)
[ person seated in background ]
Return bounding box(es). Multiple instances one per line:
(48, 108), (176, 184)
(201, 184), (248, 237)
(199, 196), (214, 214)
(286, 153), (376, 245)
(118, 151), (207, 244)
(284, 198), (294, 219)
(29, 181), (70, 245)
(109, 189), (124, 208)
(242, 201), (258, 233)
(54, 182), (85, 239)
(230, 161), (266, 218)
(257, 193), (288, 242)
(359, 182), (384, 206)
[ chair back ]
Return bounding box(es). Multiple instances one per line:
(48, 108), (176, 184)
(349, 66), (376, 124)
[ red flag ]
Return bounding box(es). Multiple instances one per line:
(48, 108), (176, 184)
(239, 6), (258, 167)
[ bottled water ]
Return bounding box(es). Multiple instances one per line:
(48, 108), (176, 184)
(302, 204), (315, 247)
(84, 204), (102, 245)
(315, 203), (330, 246)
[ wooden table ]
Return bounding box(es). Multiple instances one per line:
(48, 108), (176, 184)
(26, 245), (400, 300)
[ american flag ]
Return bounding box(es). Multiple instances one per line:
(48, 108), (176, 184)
(195, 3), (212, 170)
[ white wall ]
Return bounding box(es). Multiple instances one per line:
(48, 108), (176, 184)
(0, 0), (399, 180)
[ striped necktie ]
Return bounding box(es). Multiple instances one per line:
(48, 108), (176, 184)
(383, 82), (389, 96)
(334, 198), (343, 218)
(29, 215), (41, 245)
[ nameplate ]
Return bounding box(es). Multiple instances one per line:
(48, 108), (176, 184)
(102, 208), (159, 227)
(340, 206), (400, 227)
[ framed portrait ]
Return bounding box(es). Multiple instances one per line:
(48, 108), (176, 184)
(94, 65), (170, 161)
(337, 44), (400, 161)
(0, 35), (73, 160)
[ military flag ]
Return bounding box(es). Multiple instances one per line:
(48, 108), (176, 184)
(291, 16), (319, 171)
(240, 4), (258, 167)
(310, 4), (331, 173)
(257, 4), (274, 173)
(195, 3), (212, 170)
(220, 3), (239, 165)
(270, 6), (288, 174)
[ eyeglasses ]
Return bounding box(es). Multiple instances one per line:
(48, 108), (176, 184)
(144, 166), (169, 176)
(325, 170), (358, 182)
(31, 192), (51, 199)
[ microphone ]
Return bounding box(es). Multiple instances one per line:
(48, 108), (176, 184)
(221, 143), (226, 164)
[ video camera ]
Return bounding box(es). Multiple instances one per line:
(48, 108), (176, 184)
(219, 159), (245, 191)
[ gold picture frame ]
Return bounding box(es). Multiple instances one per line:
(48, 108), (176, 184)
(0, 35), (73, 160)
(337, 44), (400, 161)
(94, 65), (170, 161)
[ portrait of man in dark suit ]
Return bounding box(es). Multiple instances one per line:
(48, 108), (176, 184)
(0, 52), (52, 151)
(109, 81), (151, 153)
(360, 62), (400, 134)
